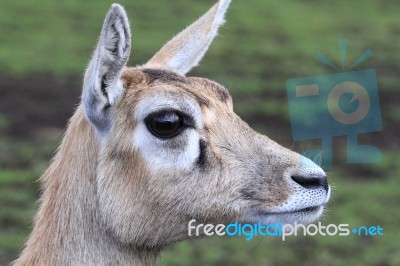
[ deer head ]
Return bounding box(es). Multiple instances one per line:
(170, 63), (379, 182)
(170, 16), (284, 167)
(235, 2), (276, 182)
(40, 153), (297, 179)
(81, 1), (330, 247)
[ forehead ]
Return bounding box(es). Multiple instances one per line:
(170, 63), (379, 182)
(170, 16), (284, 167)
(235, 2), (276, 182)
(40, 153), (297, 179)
(121, 67), (232, 109)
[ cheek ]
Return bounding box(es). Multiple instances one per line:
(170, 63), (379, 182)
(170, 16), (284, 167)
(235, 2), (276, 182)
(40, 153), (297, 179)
(132, 122), (200, 173)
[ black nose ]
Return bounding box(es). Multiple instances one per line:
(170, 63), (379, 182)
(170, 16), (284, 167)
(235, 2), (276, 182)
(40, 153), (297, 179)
(291, 174), (329, 192)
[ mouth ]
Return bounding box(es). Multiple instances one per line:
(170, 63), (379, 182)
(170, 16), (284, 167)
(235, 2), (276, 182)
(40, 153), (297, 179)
(245, 185), (331, 225)
(247, 204), (325, 225)
(260, 205), (323, 215)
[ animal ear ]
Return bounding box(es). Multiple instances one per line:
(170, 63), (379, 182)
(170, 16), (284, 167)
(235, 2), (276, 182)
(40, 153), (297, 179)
(82, 4), (131, 136)
(144, 0), (231, 75)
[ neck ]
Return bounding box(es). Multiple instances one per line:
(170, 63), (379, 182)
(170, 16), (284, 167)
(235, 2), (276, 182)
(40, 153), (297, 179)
(14, 106), (160, 266)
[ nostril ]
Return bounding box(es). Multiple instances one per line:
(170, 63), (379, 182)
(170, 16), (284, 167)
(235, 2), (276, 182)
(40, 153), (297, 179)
(291, 175), (329, 191)
(291, 175), (320, 189)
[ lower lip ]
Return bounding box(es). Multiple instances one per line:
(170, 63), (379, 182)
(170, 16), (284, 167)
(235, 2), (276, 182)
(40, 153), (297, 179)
(258, 205), (323, 216)
(295, 206), (321, 213)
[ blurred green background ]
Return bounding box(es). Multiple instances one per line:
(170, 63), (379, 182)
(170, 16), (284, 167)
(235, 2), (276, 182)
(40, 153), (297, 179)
(1, 0), (399, 265)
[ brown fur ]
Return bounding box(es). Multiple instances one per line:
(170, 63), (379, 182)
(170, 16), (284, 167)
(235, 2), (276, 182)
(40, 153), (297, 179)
(14, 67), (298, 265)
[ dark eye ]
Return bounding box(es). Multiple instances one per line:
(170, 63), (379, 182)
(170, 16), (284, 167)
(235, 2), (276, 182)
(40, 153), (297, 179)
(145, 111), (185, 139)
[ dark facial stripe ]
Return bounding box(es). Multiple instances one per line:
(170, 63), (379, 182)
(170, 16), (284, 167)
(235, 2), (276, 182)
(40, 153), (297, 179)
(197, 139), (207, 167)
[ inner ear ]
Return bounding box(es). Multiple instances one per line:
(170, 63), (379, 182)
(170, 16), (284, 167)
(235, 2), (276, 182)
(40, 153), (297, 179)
(100, 11), (131, 100)
(82, 4), (131, 136)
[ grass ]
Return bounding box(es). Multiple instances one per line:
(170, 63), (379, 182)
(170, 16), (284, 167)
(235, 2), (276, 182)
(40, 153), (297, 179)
(0, 0), (399, 265)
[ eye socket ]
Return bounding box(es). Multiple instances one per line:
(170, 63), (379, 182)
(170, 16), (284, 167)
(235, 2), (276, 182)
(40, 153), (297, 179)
(145, 110), (186, 139)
